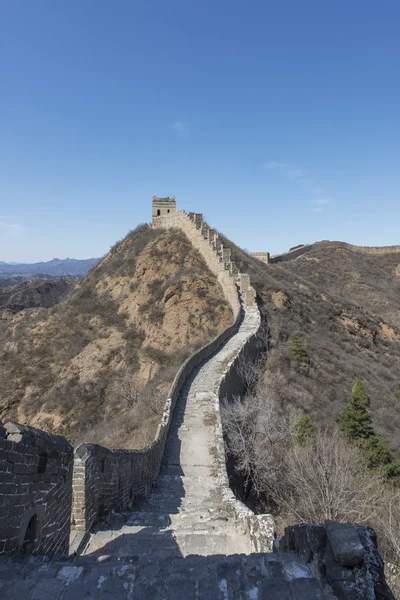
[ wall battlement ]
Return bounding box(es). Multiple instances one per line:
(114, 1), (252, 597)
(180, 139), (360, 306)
(0, 421), (73, 557)
(152, 196), (176, 220)
(153, 204), (257, 309)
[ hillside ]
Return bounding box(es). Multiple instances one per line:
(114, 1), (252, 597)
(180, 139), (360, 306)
(0, 277), (74, 313)
(0, 257), (99, 278)
(0, 225), (232, 448)
(220, 235), (400, 455)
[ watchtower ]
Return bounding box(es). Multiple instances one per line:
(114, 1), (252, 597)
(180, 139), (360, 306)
(152, 196), (176, 220)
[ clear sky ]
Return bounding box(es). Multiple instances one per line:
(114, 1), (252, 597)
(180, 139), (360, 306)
(1, 1), (399, 262)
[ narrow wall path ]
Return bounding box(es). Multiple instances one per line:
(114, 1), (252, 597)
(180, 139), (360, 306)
(83, 305), (261, 559)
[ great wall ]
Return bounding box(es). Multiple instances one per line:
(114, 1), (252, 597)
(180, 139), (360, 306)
(251, 240), (400, 266)
(0, 197), (394, 599)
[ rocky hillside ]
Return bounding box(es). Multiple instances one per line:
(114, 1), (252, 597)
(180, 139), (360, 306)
(0, 277), (74, 313)
(221, 235), (400, 455)
(0, 225), (232, 448)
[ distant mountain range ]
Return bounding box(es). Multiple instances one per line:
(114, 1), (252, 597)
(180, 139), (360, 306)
(0, 257), (100, 278)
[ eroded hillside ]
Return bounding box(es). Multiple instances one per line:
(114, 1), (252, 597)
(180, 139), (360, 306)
(0, 225), (232, 448)
(220, 235), (400, 455)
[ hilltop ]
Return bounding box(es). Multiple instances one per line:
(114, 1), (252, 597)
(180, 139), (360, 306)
(221, 236), (400, 454)
(0, 224), (232, 448)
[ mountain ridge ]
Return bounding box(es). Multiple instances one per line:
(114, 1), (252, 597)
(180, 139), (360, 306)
(0, 257), (100, 277)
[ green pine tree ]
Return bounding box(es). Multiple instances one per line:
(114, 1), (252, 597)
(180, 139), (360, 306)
(360, 435), (391, 469)
(292, 413), (314, 444)
(395, 385), (400, 399)
(338, 379), (374, 440)
(289, 333), (309, 367)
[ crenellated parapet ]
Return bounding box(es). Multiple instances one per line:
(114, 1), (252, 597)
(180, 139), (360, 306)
(154, 203), (257, 309)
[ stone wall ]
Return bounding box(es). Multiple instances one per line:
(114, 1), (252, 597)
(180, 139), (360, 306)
(152, 196), (176, 220)
(153, 206), (276, 551)
(71, 205), (261, 533)
(275, 520), (395, 599)
(153, 209), (256, 312)
(0, 421), (73, 557)
(212, 305), (275, 553)
(250, 252), (270, 264)
(270, 240), (400, 264)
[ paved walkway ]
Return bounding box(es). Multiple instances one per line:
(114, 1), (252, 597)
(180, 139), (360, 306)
(84, 306), (261, 559)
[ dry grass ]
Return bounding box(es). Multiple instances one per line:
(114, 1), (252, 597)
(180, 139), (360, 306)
(219, 233), (400, 456)
(0, 225), (232, 448)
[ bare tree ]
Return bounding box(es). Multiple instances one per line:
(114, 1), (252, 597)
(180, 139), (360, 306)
(221, 388), (295, 497)
(116, 374), (142, 408)
(235, 354), (263, 393)
(222, 388), (384, 526)
(274, 428), (384, 524)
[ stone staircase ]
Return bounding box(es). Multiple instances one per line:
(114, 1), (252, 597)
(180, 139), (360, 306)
(83, 305), (261, 561)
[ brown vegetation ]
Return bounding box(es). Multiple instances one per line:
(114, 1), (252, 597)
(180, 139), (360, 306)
(219, 235), (400, 455)
(222, 383), (400, 594)
(0, 225), (232, 448)
(0, 277), (74, 312)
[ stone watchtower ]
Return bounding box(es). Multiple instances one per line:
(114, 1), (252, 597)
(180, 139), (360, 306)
(152, 196), (176, 222)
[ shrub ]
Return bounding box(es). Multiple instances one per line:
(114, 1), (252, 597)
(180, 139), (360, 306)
(292, 413), (313, 444)
(289, 333), (309, 367)
(338, 379), (374, 440)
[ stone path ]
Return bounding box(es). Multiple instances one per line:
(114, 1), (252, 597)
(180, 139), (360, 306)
(84, 305), (261, 559)
(0, 305), (335, 598)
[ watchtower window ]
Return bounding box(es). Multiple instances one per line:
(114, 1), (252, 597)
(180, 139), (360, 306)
(37, 452), (48, 474)
(157, 209), (161, 216)
(22, 514), (38, 554)
(167, 209), (170, 213)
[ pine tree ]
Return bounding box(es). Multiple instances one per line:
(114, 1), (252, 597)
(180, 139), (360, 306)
(395, 385), (400, 399)
(338, 379), (374, 440)
(292, 413), (314, 444)
(360, 435), (391, 469)
(289, 334), (309, 367)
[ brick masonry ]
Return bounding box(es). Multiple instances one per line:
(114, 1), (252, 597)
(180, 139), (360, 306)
(0, 421), (73, 557)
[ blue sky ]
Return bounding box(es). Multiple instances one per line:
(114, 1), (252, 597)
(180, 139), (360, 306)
(1, 1), (399, 262)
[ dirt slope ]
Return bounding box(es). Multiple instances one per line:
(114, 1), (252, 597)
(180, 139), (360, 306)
(0, 277), (74, 313)
(220, 235), (400, 455)
(0, 225), (232, 448)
